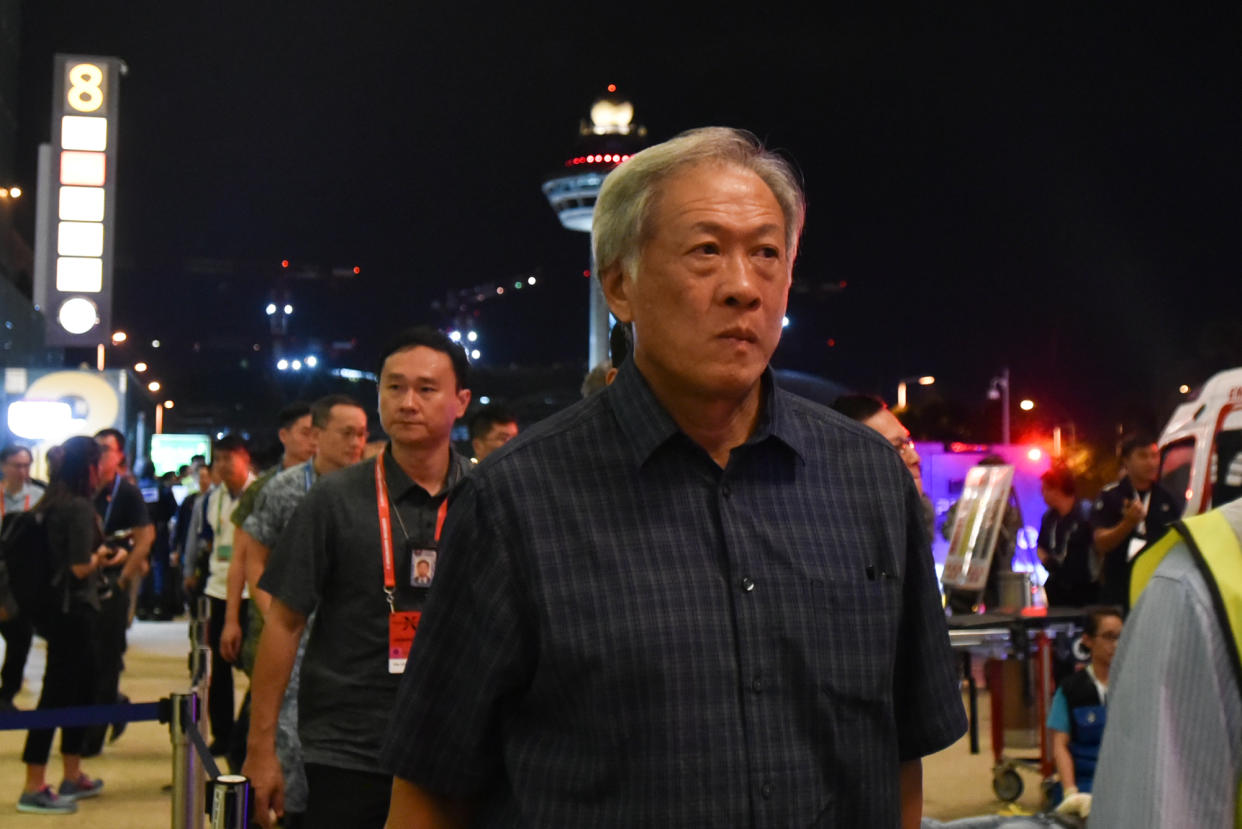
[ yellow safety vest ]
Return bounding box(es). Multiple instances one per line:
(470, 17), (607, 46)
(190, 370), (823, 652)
(1131, 509), (1242, 826)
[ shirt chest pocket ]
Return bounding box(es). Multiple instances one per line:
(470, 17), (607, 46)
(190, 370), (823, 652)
(808, 575), (902, 704)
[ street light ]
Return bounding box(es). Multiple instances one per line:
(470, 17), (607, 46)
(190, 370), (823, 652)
(148, 380), (161, 392)
(1019, 399), (1035, 411)
(896, 375), (935, 410)
(133, 362), (148, 373)
(987, 368), (1011, 444)
(111, 330), (127, 344)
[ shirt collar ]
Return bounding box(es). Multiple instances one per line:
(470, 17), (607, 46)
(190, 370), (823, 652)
(606, 360), (805, 468)
(381, 443), (472, 501)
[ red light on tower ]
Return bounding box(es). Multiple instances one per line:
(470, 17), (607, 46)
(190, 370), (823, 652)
(607, 83), (617, 92)
(281, 259), (289, 268)
(353, 266), (361, 274)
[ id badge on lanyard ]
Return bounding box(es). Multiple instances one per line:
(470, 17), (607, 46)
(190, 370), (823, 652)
(375, 451), (449, 674)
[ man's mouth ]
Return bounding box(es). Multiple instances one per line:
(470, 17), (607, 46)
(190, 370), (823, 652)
(718, 328), (758, 343)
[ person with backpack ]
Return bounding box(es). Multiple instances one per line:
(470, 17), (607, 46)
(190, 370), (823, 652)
(15, 436), (118, 814)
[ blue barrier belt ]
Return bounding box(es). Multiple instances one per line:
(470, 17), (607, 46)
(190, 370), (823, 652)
(0, 700), (161, 731)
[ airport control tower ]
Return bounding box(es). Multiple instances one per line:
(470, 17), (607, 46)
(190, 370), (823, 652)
(542, 86), (647, 369)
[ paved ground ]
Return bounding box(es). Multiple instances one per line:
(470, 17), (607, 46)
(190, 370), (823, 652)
(0, 620), (1047, 826)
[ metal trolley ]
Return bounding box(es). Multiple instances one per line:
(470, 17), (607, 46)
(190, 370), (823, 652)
(948, 608), (1085, 804)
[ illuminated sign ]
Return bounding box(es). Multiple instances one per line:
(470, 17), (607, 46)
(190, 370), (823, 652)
(33, 54), (124, 346)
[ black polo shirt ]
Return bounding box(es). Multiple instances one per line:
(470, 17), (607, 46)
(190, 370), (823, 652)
(260, 447), (472, 775)
(1090, 477), (1181, 608)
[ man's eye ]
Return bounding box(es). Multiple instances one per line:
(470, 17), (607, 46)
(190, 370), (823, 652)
(757, 246), (780, 259)
(694, 242), (720, 255)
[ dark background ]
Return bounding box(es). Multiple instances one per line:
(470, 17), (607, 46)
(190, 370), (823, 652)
(10, 3), (1241, 445)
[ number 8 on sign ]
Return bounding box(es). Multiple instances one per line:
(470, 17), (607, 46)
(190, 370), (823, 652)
(67, 63), (104, 113)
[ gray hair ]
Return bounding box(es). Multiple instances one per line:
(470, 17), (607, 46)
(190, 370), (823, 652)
(591, 127), (806, 280)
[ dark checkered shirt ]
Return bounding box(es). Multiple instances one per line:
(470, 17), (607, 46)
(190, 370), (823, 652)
(382, 362), (966, 827)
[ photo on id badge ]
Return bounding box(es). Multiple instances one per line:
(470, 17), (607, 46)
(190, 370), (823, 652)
(411, 548), (436, 587)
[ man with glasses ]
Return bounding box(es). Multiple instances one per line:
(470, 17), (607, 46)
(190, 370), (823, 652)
(0, 445), (44, 710)
(833, 394), (934, 538)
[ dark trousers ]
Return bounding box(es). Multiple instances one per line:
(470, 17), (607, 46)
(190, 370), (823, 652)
(82, 579), (129, 756)
(0, 614), (33, 701)
(304, 764), (391, 829)
(206, 595), (247, 746)
(22, 607), (98, 764)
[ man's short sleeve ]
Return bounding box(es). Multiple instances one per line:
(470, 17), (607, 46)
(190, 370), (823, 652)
(230, 474), (269, 529)
(1046, 687), (1069, 733)
(258, 484), (332, 617)
(241, 480), (282, 549)
(111, 482), (151, 531)
(893, 478), (968, 760)
(381, 475), (536, 796)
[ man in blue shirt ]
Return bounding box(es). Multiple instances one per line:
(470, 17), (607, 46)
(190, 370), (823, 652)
(382, 127), (965, 828)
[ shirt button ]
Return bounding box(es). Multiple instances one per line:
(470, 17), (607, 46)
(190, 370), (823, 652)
(721, 484), (731, 498)
(740, 577), (755, 592)
(751, 677), (763, 693)
(761, 782), (773, 799)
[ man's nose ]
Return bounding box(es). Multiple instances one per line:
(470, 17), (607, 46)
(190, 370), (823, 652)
(719, 254), (762, 310)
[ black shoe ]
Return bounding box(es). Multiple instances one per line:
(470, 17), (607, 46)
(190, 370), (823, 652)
(109, 693), (129, 744)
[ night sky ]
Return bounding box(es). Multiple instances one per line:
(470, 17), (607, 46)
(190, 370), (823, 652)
(12, 4), (1241, 443)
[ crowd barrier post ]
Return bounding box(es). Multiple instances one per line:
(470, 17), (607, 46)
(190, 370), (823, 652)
(208, 775), (251, 829)
(169, 690), (206, 829)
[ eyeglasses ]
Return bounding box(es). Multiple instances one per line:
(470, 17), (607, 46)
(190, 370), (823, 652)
(890, 437), (915, 453)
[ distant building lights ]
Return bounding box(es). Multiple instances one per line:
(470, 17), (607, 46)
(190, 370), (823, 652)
(496, 287), (504, 295)
(781, 316), (790, 329)
(277, 359), (289, 371)
(291, 359), (303, 371)
(1027, 447), (1043, 461)
(283, 304), (293, 315)
(8, 186), (20, 198)
(471, 349), (481, 360)
(133, 361), (148, 373)
(265, 303), (277, 315)
(528, 276), (536, 285)
(147, 381), (161, 392)
(163, 400), (174, 409)
(1179, 384), (1191, 394)
(151, 339), (161, 348)
(479, 396), (491, 405)
(353, 266), (361, 274)
(466, 331), (478, 343)
(448, 330), (462, 342)
(1019, 399), (1035, 411)
(281, 259), (289, 268)
(305, 355), (318, 368)
(110, 330), (127, 344)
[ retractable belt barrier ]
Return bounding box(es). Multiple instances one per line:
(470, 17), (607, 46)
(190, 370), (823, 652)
(0, 598), (252, 828)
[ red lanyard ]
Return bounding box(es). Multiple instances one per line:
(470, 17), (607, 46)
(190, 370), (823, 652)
(374, 450), (449, 611)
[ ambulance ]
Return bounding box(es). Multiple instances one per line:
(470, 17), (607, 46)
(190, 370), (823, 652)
(1157, 368), (1242, 517)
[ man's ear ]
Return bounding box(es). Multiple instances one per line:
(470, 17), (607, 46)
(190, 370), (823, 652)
(600, 264), (634, 323)
(454, 388), (471, 419)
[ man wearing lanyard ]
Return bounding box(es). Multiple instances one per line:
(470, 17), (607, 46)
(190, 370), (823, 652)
(1091, 434), (1181, 611)
(88, 428), (154, 756)
(246, 327), (471, 829)
(199, 434), (256, 757)
(0, 445), (44, 710)
(227, 394), (368, 825)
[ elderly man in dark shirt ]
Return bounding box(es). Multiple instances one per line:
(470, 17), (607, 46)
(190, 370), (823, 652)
(381, 127), (966, 828)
